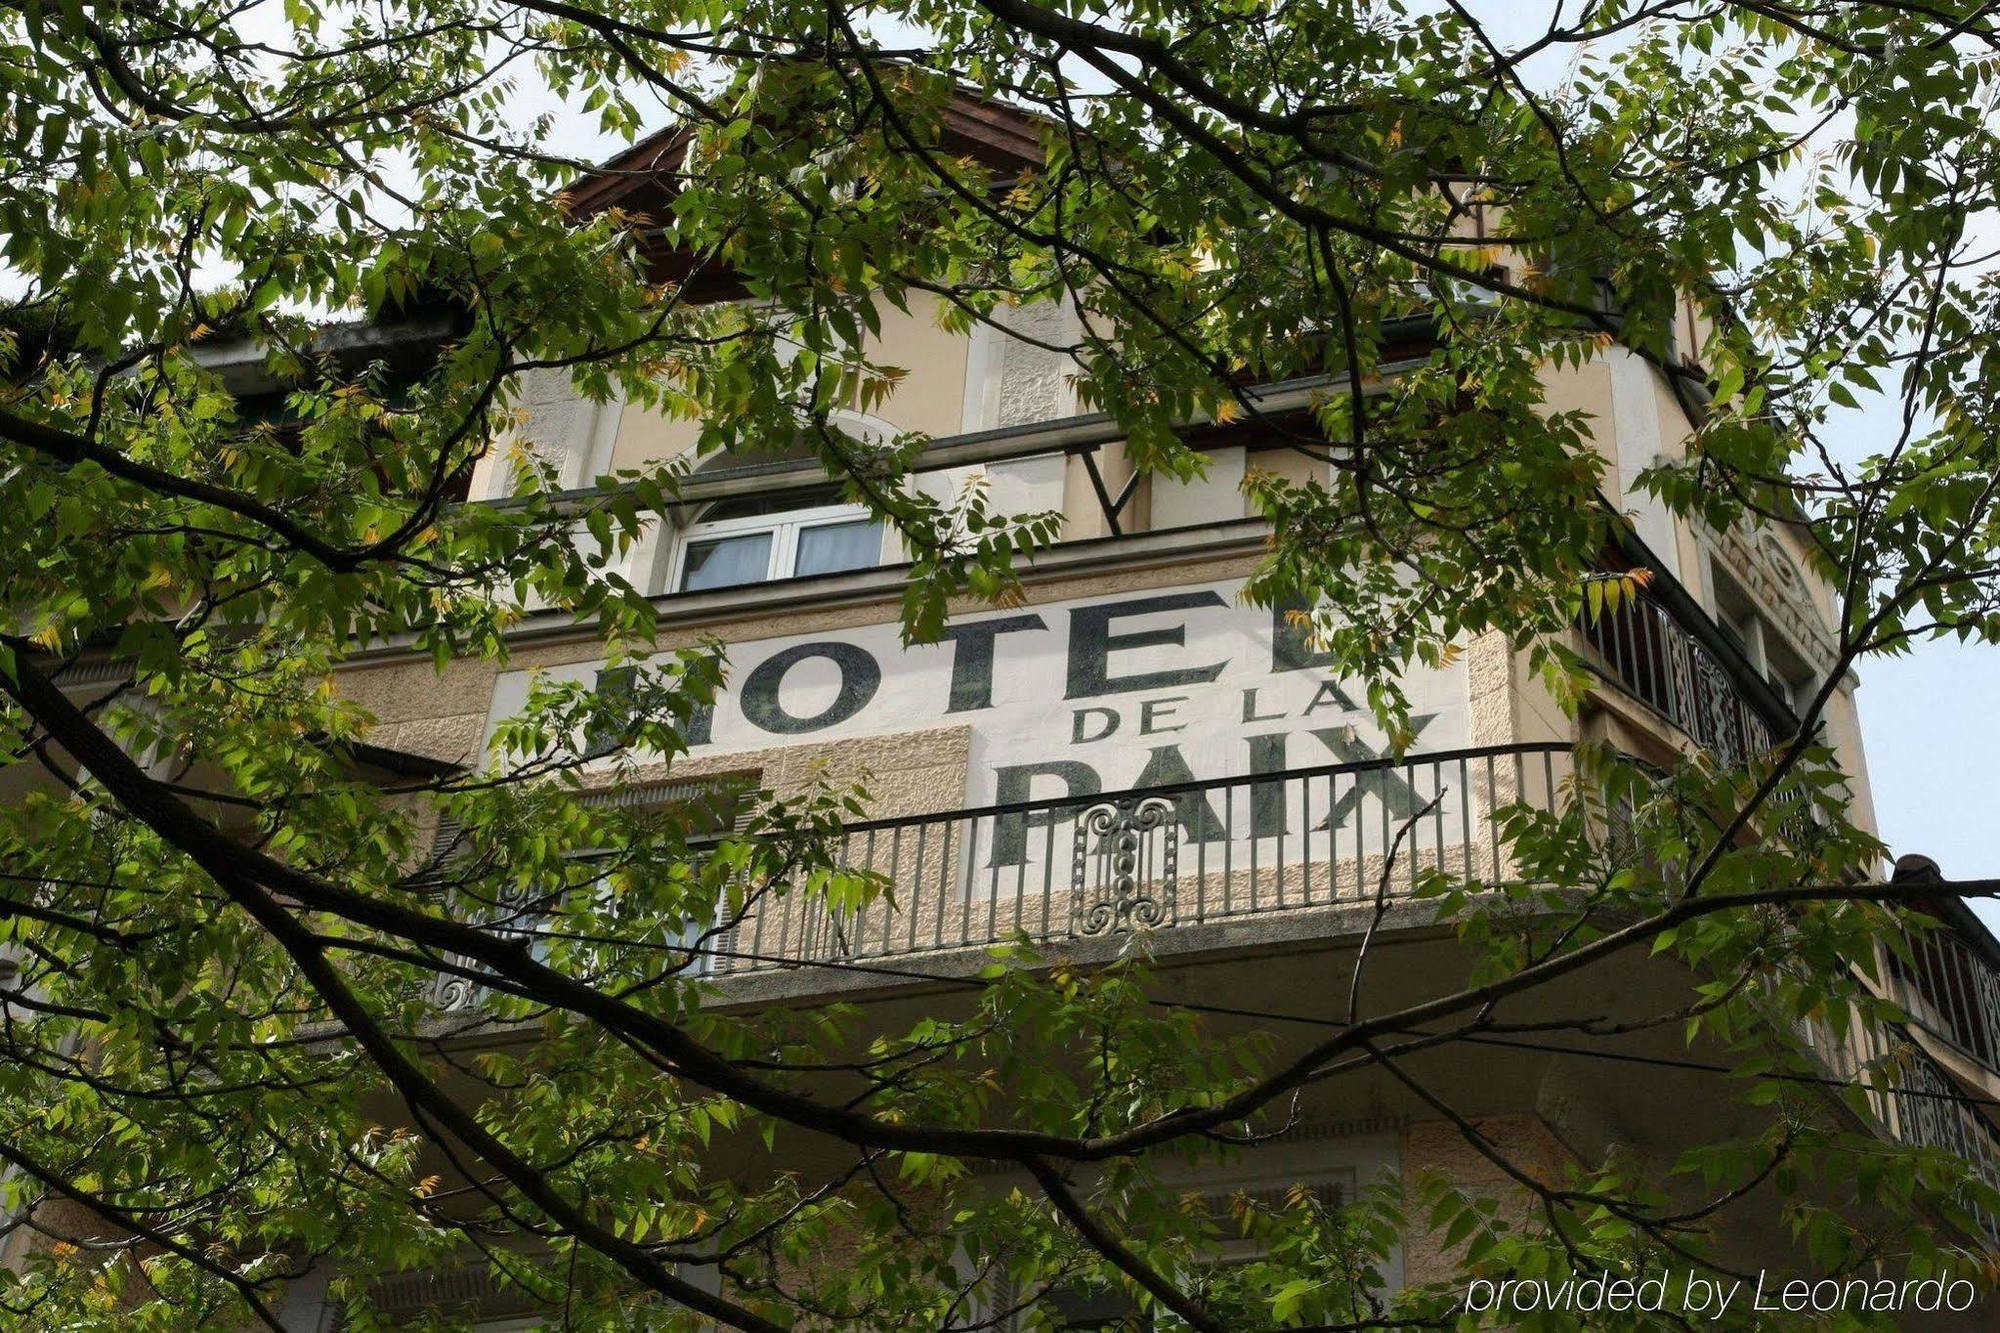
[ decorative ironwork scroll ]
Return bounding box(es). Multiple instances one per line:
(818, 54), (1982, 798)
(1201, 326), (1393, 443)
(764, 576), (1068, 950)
(1071, 796), (1178, 936)
(429, 881), (542, 1013)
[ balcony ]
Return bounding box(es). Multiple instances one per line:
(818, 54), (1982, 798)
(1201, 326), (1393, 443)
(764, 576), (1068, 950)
(418, 719), (2000, 1236)
(703, 743), (1572, 977)
(1887, 921), (2000, 1077)
(1581, 575), (2000, 1233)
(1886, 1046), (2000, 1240)
(1578, 588), (1778, 769)
(1802, 1002), (2000, 1241)
(427, 744), (1573, 1014)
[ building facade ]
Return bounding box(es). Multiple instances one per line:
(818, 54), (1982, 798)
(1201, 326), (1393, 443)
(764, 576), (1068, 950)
(291, 250), (2000, 1325)
(9, 107), (2000, 1332)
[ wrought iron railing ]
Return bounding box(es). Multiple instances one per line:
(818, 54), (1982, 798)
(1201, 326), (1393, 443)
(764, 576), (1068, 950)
(1578, 593), (1777, 768)
(1801, 1006), (2000, 1240)
(1588, 588), (2000, 1210)
(426, 744), (1568, 1009)
(1887, 924), (2000, 1074)
(705, 743), (1571, 975)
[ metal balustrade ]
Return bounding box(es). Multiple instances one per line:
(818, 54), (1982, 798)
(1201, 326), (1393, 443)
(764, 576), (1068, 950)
(1888, 925), (2000, 1072)
(1801, 1006), (2000, 1241)
(1578, 593), (1776, 768)
(422, 567), (2000, 1245)
(426, 743), (1570, 1010)
(1587, 585), (2000, 1218)
(1872, 928), (2000, 1244)
(1890, 1048), (2000, 1241)
(707, 743), (1571, 975)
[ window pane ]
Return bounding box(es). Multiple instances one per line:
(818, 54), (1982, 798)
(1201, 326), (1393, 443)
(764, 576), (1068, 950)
(582, 665), (637, 759)
(793, 519), (883, 577)
(680, 532), (772, 591)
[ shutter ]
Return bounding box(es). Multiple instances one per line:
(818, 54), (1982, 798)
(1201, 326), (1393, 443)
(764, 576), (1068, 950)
(1196, 1174), (1352, 1216)
(365, 1260), (535, 1323)
(980, 1270), (1023, 1333)
(707, 781), (755, 971)
(423, 776), (754, 994)
(411, 810), (469, 889)
(577, 775), (744, 833)
(429, 811), (467, 860)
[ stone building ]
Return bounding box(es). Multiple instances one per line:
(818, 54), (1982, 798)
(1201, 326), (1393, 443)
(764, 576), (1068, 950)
(299, 106), (2000, 1328)
(11, 94), (2000, 1331)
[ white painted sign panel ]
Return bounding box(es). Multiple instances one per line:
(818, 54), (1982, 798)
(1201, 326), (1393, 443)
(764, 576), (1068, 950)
(485, 578), (1467, 813)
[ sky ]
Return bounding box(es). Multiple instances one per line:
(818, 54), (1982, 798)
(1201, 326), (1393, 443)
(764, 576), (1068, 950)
(1823, 393), (2000, 927)
(1838, 400), (2000, 921)
(1854, 640), (1997, 888)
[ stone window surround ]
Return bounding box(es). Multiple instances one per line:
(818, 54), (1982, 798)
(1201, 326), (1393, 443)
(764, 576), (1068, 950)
(665, 493), (890, 594)
(965, 1129), (1403, 1327)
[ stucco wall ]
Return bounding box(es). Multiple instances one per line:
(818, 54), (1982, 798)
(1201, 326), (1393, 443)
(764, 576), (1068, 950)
(1398, 1114), (1572, 1291)
(609, 724), (973, 824)
(599, 291), (975, 479)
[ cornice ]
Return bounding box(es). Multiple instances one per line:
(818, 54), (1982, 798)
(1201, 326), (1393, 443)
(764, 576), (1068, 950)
(338, 518), (1274, 667)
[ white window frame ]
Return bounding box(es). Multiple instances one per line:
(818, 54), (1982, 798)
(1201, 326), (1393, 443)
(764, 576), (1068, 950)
(668, 499), (888, 593)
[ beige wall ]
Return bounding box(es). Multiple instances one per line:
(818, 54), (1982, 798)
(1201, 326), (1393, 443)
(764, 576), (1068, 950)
(345, 555), (1283, 757)
(609, 724), (972, 825)
(1399, 1115), (1572, 1291)
(339, 549), (1563, 772)
(608, 399), (702, 474)
(603, 292), (974, 476)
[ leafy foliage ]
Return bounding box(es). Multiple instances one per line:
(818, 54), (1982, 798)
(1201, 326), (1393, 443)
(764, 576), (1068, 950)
(2, 1), (2000, 1329)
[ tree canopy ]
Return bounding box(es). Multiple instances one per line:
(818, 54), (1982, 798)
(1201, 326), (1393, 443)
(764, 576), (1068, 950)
(4, 0), (2000, 1328)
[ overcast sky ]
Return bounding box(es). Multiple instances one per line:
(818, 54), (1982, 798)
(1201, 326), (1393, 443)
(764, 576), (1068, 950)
(1857, 643), (1994, 880)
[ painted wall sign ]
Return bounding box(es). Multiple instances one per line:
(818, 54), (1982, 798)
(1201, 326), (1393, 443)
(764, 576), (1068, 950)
(485, 579), (1469, 822)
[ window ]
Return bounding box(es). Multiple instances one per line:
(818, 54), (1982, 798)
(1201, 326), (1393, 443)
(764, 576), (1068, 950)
(1023, 1176), (1362, 1331)
(563, 777), (755, 974)
(1044, 1283), (1147, 1330)
(673, 487), (886, 593)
